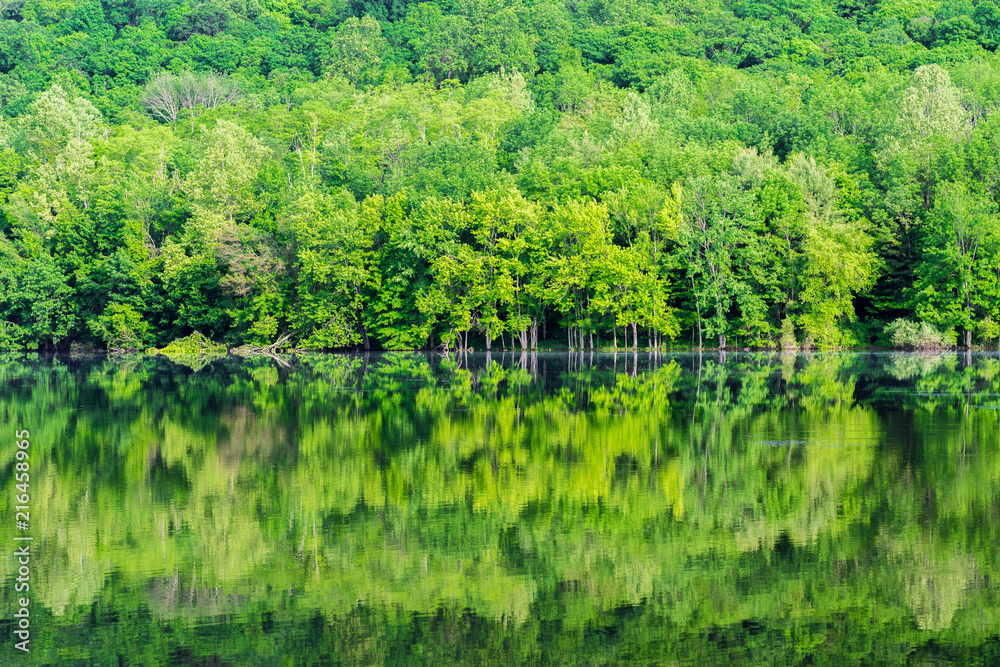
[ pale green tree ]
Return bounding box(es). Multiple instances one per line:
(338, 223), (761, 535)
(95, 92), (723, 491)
(680, 174), (758, 349)
(322, 16), (389, 87)
(183, 119), (272, 223)
(891, 64), (968, 151)
(789, 156), (880, 347)
(879, 64), (970, 212)
(541, 199), (617, 349)
(466, 189), (538, 349)
(12, 84), (106, 165)
(914, 182), (1000, 348)
(462, 69), (533, 150)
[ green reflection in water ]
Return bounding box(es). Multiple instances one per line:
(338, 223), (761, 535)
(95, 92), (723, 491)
(1, 351), (1000, 664)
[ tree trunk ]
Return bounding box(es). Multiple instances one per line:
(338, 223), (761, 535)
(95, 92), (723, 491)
(719, 333), (726, 349)
(486, 331), (492, 351)
(692, 277), (703, 351)
(966, 328), (973, 349)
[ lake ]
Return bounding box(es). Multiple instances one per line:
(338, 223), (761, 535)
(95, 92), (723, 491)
(2, 351), (1000, 664)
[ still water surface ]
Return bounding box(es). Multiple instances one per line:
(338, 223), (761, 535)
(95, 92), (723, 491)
(2, 351), (1000, 664)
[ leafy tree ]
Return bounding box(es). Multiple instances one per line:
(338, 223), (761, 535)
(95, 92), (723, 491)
(322, 15), (389, 86)
(11, 84), (105, 165)
(913, 182), (1000, 348)
(183, 119), (272, 222)
(680, 173), (758, 349)
(167, 1), (230, 39)
(974, 1), (1000, 49)
(89, 302), (152, 350)
(4, 0), (1000, 350)
(402, 3), (471, 82)
(541, 199), (617, 349)
(790, 155), (880, 347)
(465, 1), (535, 77)
(0, 233), (76, 347)
(286, 189), (376, 349)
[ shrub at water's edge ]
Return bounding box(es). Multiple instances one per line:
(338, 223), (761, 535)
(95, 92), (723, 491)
(884, 319), (957, 350)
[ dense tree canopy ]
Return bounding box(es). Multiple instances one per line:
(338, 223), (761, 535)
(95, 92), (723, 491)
(2, 0), (1000, 350)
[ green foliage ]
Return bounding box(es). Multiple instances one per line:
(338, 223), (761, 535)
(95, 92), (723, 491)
(780, 317), (797, 349)
(0, 0), (997, 350)
(147, 330), (226, 369)
(0, 234), (76, 348)
(978, 316), (1000, 347)
(89, 302), (151, 351)
(148, 330), (226, 355)
(286, 189), (371, 349)
(884, 318), (957, 348)
(322, 15), (389, 86)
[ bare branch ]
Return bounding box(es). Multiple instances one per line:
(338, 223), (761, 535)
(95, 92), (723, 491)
(142, 71), (243, 123)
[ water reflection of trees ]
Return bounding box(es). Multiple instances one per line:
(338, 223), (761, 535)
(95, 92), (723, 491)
(2, 352), (1000, 662)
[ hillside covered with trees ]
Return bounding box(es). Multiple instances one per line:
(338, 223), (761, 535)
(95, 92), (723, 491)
(2, 0), (1000, 351)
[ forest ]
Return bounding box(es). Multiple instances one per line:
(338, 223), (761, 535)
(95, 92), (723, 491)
(3, 0), (1000, 351)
